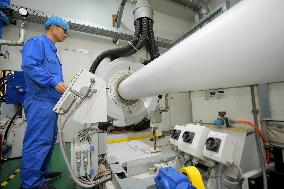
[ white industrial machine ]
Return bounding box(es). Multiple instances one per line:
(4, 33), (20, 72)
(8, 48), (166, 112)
(2, 0), (284, 188)
(53, 0), (284, 188)
(95, 57), (157, 127)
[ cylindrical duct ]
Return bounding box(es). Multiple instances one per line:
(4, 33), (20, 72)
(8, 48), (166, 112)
(171, 0), (210, 19)
(133, 0), (153, 20)
(119, 0), (284, 100)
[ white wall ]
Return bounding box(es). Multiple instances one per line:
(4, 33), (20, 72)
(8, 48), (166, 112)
(191, 87), (255, 123)
(269, 82), (284, 120)
(190, 83), (284, 126)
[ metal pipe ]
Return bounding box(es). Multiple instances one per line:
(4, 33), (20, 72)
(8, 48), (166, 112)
(217, 164), (224, 189)
(250, 85), (268, 189)
(257, 84), (271, 138)
(118, 0), (284, 100)
(133, 0), (153, 20)
(0, 22), (26, 46)
(171, 0), (210, 19)
(113, 0), (127, 44)
(116, 0), (127, 29)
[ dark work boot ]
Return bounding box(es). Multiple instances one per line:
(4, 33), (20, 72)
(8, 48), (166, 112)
(44, 172), (62, 182)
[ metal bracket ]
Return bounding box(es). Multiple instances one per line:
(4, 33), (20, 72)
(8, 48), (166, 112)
(8, 4), (173, 48)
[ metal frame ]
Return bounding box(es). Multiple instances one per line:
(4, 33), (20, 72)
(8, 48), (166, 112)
(257, 84), (271, 138)
(8, 4), (173, 48)
(113, 0), (127, 44)
(171, 6), (223, 47)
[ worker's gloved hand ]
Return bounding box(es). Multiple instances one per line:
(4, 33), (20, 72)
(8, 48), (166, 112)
(55, 82), (68, 94)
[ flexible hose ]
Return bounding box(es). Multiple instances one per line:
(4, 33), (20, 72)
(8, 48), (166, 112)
(222, 163), (244, 188)
(58, 86), (111, 188)
(90, 19), (142, 73)
(148, 19), (160, 59)
(3, 105), (23, 142)
(58, 130), (111, 188)
(145, 40), (154, 63)
(234, 119), (271, 164)
(119, 17), (149, 57)
(234, 120), (266, 143)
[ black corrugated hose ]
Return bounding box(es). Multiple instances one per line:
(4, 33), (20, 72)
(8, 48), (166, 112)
(89, 17), (160, 73)
(119, 17), (148, 57)
(147, 19), (160, 60)
(89, 19), (142, 74)
(3, 105), (23, 142)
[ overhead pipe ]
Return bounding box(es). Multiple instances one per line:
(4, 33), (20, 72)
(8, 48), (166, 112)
(115, 0), (127, 29)
(133, 0), (153, 20)
(0, 22), (26, 46)
(113, 0), (127, 44)
(171, 0), (210, 19)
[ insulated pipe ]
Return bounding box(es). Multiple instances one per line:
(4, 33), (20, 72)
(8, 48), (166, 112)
(0, 22), (26, 46)
(119, 0), (284, 100)
(171, 0), (210, 19)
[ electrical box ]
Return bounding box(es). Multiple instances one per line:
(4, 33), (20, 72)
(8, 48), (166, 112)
(5, 72), (26, 104)
(178, 124), (209, 160)
(202, 131), (236, 164)
(170, 125), (185, 146)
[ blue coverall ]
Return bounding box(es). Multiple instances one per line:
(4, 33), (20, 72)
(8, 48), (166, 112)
(21, 34), (63, 188)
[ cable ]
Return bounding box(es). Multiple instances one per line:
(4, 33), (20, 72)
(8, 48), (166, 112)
(234, 119), (271, 163)
(58, 83), (111, 188)
(222, 163), (244, 187)
(234, 120), (266, 143)
(3, 105), (23, 142)
(89, 19), (142, 74)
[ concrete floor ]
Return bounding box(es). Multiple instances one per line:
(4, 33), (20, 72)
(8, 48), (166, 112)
(0, 129), (169, 189)
(0, 143), (76, 189)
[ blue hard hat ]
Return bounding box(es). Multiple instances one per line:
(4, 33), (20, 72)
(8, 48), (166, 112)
(44, 16), (70, 30)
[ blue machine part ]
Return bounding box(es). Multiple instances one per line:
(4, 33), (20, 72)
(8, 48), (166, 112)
(5, 71), (26, 104)
(155, 167), (196, 189)
(214, 119), (223, 126)
(0, 0), (10, 9)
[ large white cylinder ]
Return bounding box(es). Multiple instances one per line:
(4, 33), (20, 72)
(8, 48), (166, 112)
(119, 0), (284, 100)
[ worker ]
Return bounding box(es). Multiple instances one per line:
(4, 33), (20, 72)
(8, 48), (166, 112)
(20, 16), (69, 189)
